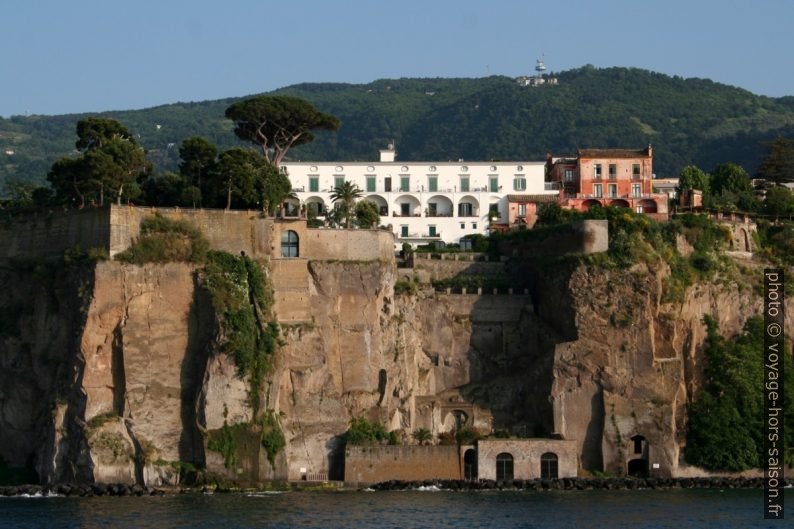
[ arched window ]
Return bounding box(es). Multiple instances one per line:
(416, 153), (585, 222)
(540, 452), (558, 479)
(281, 230), (299, 258)
(496, 452), (513, 481)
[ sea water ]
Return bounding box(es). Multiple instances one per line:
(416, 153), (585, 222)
(0, 488), (788, 528)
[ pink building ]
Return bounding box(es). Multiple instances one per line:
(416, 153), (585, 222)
(547, 146), (669, 221)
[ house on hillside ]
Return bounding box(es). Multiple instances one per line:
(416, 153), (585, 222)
(546, 146), (669, 221)
(282, 145), (559, 248)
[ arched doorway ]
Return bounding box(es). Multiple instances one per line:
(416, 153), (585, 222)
(540, 452), (558, 479)
(280, 230), (299, 258)
(582, 199), (602, 211)
(364, 194), (389, 216)
(610, 199), (630, 209)
(305, 196), (327, 217)
(740, 228), (750, 251)
(464, 449), (477, 480)
(457, 195), (480, 217)
(496, 452), (514, 481)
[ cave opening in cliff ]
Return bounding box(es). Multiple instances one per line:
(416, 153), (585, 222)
(496, 452), (514, 481)
(627, 458), (649, 477)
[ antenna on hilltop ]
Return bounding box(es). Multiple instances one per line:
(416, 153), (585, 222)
(535, 55), (547, 75)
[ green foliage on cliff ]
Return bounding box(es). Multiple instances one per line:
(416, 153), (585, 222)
(756, 220), (794, 266)
(207, 422), (240, 469)
(530, 204), (738, 302)
(115, 212), (209, 264)
(258, 412), (286, 466)
(344, 417), (397, 445)
(201, 251), (278, 410)
(206, 413), (286, 470)
(685, 316), (794, 470)
(4, 67), (794, 192)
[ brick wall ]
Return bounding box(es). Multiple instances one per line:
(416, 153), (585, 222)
(345, 445), (462, 483)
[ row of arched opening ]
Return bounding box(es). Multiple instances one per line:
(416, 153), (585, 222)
(297, 194), (489, 218)
(581, 198), (658, 213)
(463, 450), (559, 481)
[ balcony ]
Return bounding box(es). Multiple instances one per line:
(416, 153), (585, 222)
(392, 212), (421, 217)
(544, 182), (561, 190)
(426, 212), (453, 217)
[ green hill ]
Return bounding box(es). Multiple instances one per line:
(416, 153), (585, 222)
(2, 65), (793, 190)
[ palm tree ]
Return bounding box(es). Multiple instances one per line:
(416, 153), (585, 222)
(330, 180), (363, 228)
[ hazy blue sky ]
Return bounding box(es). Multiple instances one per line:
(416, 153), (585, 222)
(2, 0), (792, 117)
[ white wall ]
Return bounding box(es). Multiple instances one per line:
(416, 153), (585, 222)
(282, 160), (554, 246)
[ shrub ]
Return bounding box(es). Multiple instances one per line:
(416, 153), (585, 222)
(412, 428), (432, 445)
(455, 427), (482, 445)
(115, 213), (209, 264)
(344, 417), (392, 445)
(394, 277), (419, 296)
(258, 412), (286, 467)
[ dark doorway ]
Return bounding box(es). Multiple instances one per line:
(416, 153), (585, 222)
(464, 449), (477, 480)
(496, 453), (514, 481)
(628, 458), (649, 477)
(540, 452), (558, 479)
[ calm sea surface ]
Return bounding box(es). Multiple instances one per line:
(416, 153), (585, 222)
(0, 489), (788, 529)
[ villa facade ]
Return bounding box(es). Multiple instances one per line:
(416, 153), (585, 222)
(282, 146), (559, 247)
(282, 145), (669, 248)
(546, 146), (669, 221)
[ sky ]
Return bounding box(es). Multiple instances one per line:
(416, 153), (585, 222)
(2, 0), (793, 117)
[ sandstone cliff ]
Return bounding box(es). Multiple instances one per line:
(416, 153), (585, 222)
(0, 255), (790, 485)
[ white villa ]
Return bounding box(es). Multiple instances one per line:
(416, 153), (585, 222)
(281, 146), (558, 247)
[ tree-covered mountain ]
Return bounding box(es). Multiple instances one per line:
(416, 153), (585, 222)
(2, 65), (794, 191)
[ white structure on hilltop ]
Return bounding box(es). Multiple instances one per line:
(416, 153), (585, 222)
(281, 145), (558, 247)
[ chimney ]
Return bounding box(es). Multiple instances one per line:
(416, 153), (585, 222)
(379, 142), (396, 162)
(647, 144), (653, 158)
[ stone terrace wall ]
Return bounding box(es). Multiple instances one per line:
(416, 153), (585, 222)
(1, 205), (396, 264)
(303, 228), (395, 262)
(345, 445), (462, 483)
(109, 206), (272, 258)
(413, 255), (506, 281)
(0, 207), (112, 262)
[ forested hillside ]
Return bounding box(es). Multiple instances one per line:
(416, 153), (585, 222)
(2, 65), (793, 190)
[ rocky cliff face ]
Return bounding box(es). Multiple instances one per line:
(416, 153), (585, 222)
(0, 256), (789, 485)
(540, 262), (792, 475)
